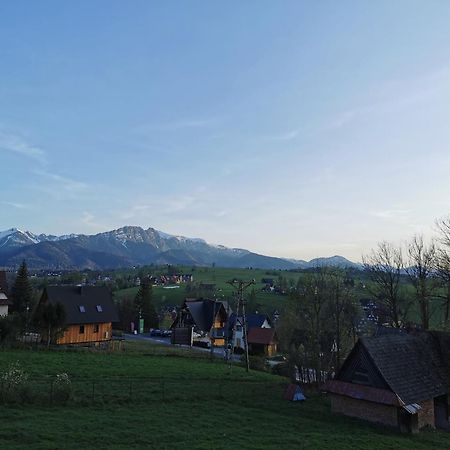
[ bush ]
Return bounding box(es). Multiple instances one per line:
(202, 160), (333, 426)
(1, 361), (30, 403)
(242, 355), (267, 372)
(53, 373), (72, 403)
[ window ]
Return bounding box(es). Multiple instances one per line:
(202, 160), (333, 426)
(79, 325), (85, 334)
(96, 305), (103, 312)
(78, 305), (86, 313)
(236, 325), (242, 332)
(93, 324), (99, 333)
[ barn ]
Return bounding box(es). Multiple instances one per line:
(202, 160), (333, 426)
(324, 331), (450, 433)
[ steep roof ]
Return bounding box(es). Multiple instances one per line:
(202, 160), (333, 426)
(247, 328), (277, 345)
(337, 331), (450, 405)
(42, 286), (119, 325)
(247, 313), (271, 329)
(0, 292), (11, 306)
(184, 299), (227, 332)
(228, 313), (270, 329)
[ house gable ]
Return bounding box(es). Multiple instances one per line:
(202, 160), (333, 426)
(337, 341), (390, 390)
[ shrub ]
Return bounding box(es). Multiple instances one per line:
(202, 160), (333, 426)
(1, 361), (30, 403)
(53, 372), (72, 403)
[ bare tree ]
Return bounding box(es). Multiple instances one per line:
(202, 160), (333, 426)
(434, 216), (450, 325)
(405, 235), (436, 329)
(362, 241), (407, 328)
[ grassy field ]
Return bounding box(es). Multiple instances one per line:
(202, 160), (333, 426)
(113, 266), (295, 315)
(0, 341), (449, 449)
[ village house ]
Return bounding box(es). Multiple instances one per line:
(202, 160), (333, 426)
(247, 327), (278, 357)
(324, 331), (450, 433)
(0, 270), (11, 317)
(229, 313), (272, 351)
(38, 286), (119, 345)
(171, 298), (227, 347)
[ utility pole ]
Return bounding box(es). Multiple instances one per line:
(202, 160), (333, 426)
(227, 279), (255, 372)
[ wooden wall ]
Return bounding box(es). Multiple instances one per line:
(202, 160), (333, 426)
(57, 322), (112, 345)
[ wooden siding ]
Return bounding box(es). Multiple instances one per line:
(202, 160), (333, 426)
(57, 322), (112, 345)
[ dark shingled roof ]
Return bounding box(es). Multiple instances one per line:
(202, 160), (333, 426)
(183, 299), (227, 333)
(346, 332), (450, 405)
(42, 286), (119, 325)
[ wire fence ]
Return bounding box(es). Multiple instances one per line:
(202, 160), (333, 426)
(0, 376), (288, 407)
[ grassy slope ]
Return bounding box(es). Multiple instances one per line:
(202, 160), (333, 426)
(0, 341), (449, 449)
(113, 266), (292, 315)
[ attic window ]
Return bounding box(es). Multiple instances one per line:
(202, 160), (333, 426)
(79, 305), (86, 313)
(96, 305), (103, 312)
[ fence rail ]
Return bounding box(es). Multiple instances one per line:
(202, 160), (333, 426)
(0, 376), (287, 406)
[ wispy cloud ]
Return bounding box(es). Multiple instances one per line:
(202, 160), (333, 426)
(369, 209), (411, 220)
(81, 211), (107, 231)
(267, 129), (299, 141)
(34, 170), (89, 194)
(325, 65), (450, 131)
(135, 117), (219, 133)
(1, 201), (32, 210)
(0, 130), (46, 163)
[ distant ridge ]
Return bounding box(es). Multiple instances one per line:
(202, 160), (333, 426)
(0, 226), (361, 270)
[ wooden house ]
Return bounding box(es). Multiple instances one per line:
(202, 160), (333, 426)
(324, 331), (450, 433)
(171, 298), (228, 346)
(38, 286), (119, 345)
(247, 328), (278, 357)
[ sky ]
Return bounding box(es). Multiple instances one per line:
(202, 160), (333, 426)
(1, 1), (450, 262)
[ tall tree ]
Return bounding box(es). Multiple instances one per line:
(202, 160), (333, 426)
(34, 302), (66, 347)
(134, 278), (159, 330)
(405, 235), (437, 329)
(434, 216), (450, 326)
(11, 260), (34, 319)
(278, 267), (358, 382)
(362, 241), (407, 328)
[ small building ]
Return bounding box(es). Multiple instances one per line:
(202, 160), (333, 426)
(171, 298), (227, 346)
(247, 328), (278, 357)
(229, 313), (272, 351)
(0, 271), (10, 317)
(324, 331), (450, 433)
(0, 292), (11, 317)
(38, 286), (119, 345)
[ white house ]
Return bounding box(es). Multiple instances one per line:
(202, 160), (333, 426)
(0, 292), (10, 317)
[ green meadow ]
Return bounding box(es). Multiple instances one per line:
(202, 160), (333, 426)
(0, 340), (448, 449)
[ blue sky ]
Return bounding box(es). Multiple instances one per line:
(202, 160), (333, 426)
(1, 1), (450, 261)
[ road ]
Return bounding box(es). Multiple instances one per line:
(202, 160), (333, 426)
(125, 333), (241, 361)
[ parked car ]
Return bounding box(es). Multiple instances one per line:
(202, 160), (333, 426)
(150, 329), (162, 337)
(265, 355), (287, 368)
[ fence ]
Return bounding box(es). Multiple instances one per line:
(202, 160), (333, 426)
(0, 376), (287, 407)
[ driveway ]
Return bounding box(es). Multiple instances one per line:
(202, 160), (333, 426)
(125, 333), (241, 361)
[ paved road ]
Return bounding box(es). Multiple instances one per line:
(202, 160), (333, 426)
(125, 333), (241, 361)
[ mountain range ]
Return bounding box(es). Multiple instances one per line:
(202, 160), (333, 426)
(0, 227), (360, 271)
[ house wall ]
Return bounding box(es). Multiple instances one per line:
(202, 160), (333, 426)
(330, 394), (399, 428)
(0, 305), (8, 317)
(418, 399), (435, 429)
(57, 322), (112, 345)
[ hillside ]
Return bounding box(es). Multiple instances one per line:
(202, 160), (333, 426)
(0, 341), (448, 449)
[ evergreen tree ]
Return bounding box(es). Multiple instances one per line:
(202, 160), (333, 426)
(11, 260), (34, 318)
(134, 278), (159, 330)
